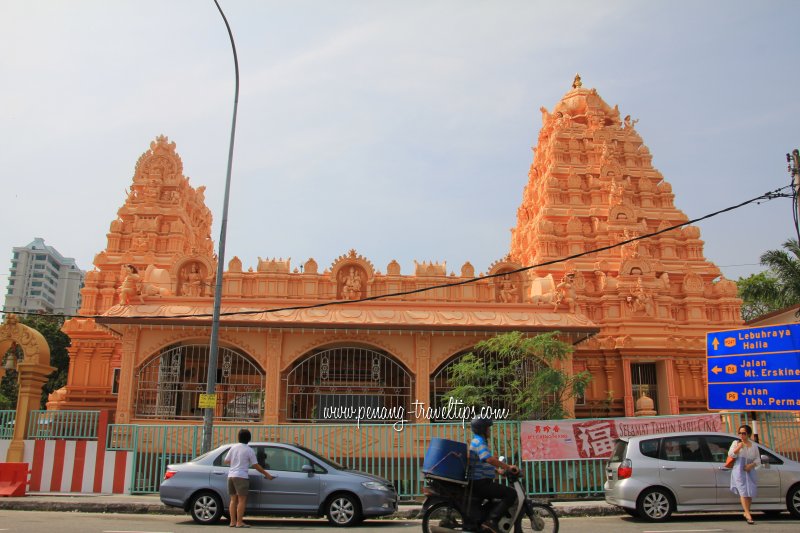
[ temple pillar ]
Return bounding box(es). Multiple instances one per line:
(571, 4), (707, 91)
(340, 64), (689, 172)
(115, 326), (139, 423)
(265, 330), (282, 424)
(622, 357), (634, 416)
(413, 333), (432, 423)
(664, 358), (680, 414)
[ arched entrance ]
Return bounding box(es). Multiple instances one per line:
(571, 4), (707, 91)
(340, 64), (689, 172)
(134, 344), (264, 421)
(283, 345), (413, 423)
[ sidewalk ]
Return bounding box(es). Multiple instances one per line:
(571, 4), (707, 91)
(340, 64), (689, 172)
(0, 492), (622, 518)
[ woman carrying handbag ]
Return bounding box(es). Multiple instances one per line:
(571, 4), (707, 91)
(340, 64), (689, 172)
(728, 424), (761, 524)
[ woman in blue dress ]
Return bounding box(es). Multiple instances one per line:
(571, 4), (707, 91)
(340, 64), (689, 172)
(728, 424), (761, 524)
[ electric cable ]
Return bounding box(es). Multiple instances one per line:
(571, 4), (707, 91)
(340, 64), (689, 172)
(1, 183), (792, 322)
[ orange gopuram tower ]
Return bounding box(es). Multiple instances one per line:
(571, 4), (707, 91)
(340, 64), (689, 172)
(511, 76), (742, 417)
(51, 135), (216, 412)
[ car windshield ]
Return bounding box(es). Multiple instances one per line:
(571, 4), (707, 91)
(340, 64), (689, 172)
(294, 444), (346, 470)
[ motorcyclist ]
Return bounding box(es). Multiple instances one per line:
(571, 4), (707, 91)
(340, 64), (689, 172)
(469, 416), (519, 533)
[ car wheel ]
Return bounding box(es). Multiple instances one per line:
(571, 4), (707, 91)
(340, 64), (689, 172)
(787, 484), (800, 519)
(326, 493), (362, 527)
(189, 491), (224, 525)
(636, 487), (674, 522)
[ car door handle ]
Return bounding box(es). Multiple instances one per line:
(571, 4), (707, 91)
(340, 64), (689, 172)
(213, 472), (225, 476)
(661, 466), (676, 470)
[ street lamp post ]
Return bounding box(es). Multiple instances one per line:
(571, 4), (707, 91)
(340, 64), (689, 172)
(201, 0), (240, 454)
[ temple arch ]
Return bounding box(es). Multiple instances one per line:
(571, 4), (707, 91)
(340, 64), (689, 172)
(133, 343), (264, 421)
(283, 343), (414, 423)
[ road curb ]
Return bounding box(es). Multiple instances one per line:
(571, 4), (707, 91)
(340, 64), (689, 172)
(0, 499), (622, 518)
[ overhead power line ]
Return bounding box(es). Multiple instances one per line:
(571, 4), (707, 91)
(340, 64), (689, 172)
(1, 184), (793, 322)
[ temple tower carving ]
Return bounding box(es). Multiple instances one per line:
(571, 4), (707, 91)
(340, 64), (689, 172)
(51, 136), (216, 412)
(510, 76), (742, 416)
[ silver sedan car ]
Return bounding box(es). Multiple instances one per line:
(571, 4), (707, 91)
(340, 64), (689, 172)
(160, 442), (398, 526)
(604, 431), (800, 521)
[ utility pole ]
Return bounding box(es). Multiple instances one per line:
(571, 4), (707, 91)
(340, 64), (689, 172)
(788, 149), (800, 239)
(201, 0), (240, 455)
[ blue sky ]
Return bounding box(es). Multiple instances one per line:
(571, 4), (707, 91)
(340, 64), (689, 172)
(1, 1), (798, 288)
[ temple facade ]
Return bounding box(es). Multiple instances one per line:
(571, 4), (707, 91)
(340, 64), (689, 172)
(50, 78), (742, 423)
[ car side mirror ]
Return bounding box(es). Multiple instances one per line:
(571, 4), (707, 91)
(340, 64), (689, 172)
(760, 454), (770, 469)
(302, 464), (314, 476)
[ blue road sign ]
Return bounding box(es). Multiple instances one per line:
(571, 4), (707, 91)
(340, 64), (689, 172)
(707, 323), (800, 411)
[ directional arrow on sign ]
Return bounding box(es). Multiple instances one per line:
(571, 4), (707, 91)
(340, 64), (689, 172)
(711, 366), (722, 374)
(712, 338), (720, 351)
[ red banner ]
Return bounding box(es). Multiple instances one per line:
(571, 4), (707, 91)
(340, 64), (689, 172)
(520, 414), (722, 461)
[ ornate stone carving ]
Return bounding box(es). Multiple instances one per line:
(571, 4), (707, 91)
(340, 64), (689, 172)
(338, 265), (365, 300)
(682, 272), (705, 295)
(304, 258), (318, 275)
(179, 261), (206, 297)
(228, 256), (243, 273)
(118, 264), (143, 305)
(626, 279), (655, 317)
(257, 257), (291, 273)
(414, 260), (447, 277)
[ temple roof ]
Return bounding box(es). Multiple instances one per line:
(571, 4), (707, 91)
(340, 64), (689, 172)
(549, 74), (621, 127)
(95, 301), (599, 338)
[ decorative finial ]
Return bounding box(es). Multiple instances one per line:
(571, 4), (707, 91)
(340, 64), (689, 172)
(572, 73), (582, 89)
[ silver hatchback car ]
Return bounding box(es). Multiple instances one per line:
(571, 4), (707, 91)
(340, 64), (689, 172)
(160, 442), (398, 526)
(604, 431), (800, 521)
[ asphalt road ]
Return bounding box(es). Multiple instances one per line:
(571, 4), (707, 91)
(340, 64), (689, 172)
(1, 511), (799, 532)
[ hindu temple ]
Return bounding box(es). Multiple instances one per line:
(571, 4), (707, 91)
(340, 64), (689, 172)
(48, 77), (742, 423)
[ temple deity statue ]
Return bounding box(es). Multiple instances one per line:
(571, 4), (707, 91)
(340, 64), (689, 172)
(498, 277), (519, 303)
(118, 264), (143, 305)
(181, 263), (204, 297)
(553, 272), (577, 312)
(341, 267), (363, 300)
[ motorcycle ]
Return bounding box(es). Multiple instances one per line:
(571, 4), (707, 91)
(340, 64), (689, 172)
(421, 466), (558, 533)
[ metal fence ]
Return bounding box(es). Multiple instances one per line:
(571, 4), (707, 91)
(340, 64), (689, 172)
(0, 410), (99, 440)
(0, 410), (14, 439)
(26, 410), (99, 440)
(1, 409), (796, 498)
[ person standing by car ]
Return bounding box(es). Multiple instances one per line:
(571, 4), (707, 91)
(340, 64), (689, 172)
(224, 429), (275, 528)
(729, 424), (761, 524)
(469, 417), (519, 533)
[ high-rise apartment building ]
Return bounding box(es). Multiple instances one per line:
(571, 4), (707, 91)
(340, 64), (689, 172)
(4, 238), (85, 315)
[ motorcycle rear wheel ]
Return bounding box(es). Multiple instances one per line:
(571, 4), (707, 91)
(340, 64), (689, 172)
(422, 501), (466, 533)
(521, 503), (559, 533)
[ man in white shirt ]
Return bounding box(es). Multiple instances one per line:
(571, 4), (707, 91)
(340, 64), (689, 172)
(224, 429), (275, 528)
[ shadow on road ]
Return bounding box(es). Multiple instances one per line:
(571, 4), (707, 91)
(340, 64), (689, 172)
(617, 511), (795, 524)
(171, 517), (418, 528)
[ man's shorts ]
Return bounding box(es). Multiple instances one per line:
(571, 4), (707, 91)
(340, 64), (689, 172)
(227, 476), (249, 496)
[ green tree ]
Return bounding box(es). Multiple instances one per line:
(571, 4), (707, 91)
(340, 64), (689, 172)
(0, 314), (70, 409)
(738, 238), (800, 320)
(445, 331), (591, 420)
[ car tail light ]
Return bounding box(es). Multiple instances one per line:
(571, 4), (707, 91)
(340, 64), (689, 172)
(617, 459), (632, 480)
(163, 469), (176, 481)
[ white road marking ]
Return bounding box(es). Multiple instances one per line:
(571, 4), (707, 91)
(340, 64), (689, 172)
(103, 531), (174, 533)
(643, 530), (726, 533)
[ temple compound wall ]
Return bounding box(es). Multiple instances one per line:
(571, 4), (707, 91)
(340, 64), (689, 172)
(50, 77), (741, 424)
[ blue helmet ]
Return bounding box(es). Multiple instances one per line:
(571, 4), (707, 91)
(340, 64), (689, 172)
(470, 416), (493, 437)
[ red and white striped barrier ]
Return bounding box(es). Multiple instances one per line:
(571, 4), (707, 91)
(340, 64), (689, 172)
(0, 440), (132, 494)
